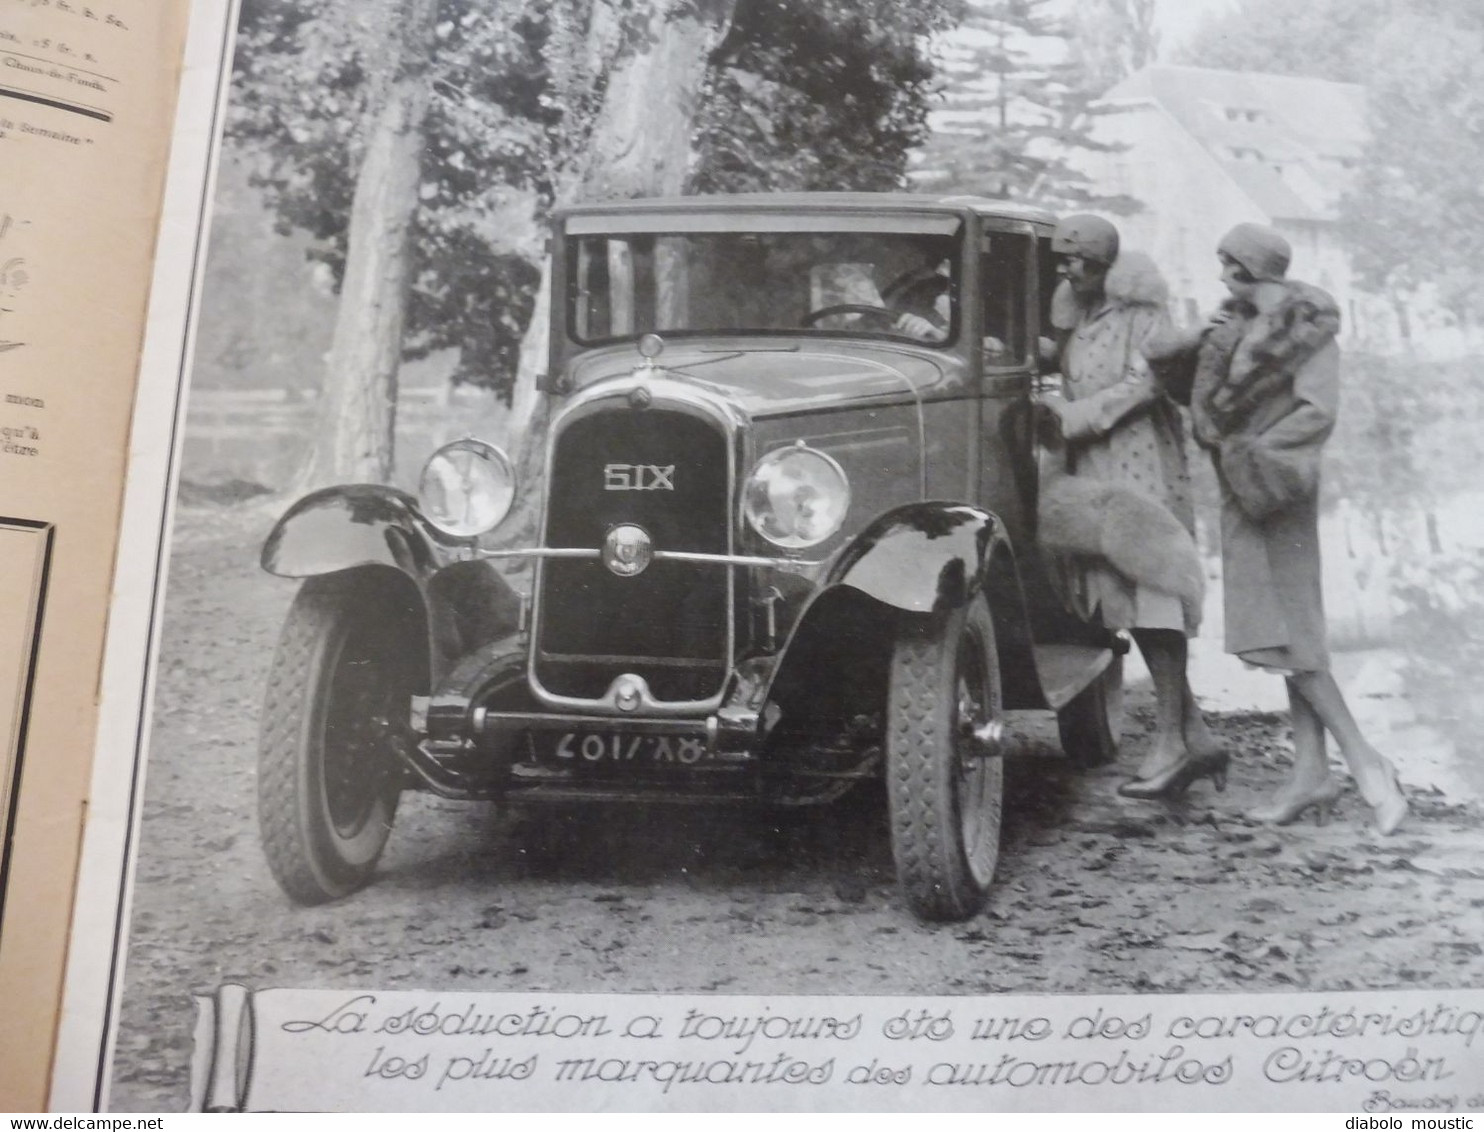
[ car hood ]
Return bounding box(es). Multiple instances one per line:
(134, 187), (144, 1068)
(564, 339), (953, 418)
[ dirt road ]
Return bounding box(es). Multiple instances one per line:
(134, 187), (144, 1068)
(107, 506), (1484, 1110)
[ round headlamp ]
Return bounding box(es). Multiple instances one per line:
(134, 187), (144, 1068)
(418, 438), (516, 538)
(742, 442), (850, 550)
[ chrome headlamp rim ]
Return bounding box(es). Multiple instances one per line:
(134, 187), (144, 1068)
(741, 440), (851, 550)
(417, 437), (516, 538)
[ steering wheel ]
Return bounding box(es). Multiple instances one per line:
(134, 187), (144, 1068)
(801, 303), (899, 328)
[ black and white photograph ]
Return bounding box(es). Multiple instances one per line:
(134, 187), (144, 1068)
(59, 0), (1484, 1111)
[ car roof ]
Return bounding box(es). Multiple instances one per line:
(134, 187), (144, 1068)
(554, 192), (1056, 226)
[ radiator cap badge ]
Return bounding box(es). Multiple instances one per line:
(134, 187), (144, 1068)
(613, 675), (643, 712)
(603, 523), (653, 577)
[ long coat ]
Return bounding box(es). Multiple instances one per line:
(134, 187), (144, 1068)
(1052, 251), (1197, 636)
(1150, 283), (1341, 671)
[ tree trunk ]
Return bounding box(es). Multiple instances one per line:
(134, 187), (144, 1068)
(505, 259), (551, 454)
(502, 0), (737, 541)
(1426, 508), (1443, 554)
(579, 1), (733, 200)
(296, 0), (436, 491)
(1390, 291), (1414, 352)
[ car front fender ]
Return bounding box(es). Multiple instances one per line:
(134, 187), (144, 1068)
(262, 484), (444, 580)
(828, 501), (1002, 616)
(261, 485), (521, 680)
(825, 501), (1040, 707)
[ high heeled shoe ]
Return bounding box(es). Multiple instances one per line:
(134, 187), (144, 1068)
(1247, 780), (1344, 827)
(1357, 759), (1408, 837)
(1118, 749), (1230, 800)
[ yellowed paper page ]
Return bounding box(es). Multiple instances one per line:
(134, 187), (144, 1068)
(0, 0), (189, 1111)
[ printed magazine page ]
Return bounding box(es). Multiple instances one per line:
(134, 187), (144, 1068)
(0, 0), (190, 1110)
(47, 0), (1484, 1114)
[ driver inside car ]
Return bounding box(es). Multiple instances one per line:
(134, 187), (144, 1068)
(888, 242), (1012, 357)
(877, 238), (953, 340)
(803, 236), (958, 342)
(887, 266), (952, 341)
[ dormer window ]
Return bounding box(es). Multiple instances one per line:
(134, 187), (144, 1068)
(1223, 106), (1265, 123)
(1227, 145), (1264, 161)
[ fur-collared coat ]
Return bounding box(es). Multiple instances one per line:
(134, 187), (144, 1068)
(1146, 281), (1342, 671)
(1046, 251), (1198, 635)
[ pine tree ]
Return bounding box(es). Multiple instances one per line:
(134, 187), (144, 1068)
(914, 0), (1128, 208)
(1068, 0), (1159, 95)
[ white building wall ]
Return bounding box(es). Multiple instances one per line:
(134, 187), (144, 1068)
(1278, 219), (1399, 354)
(1082, 102), (1281, 326)
(1074, 95), (1478, 358)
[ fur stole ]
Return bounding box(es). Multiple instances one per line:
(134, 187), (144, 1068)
(1191, 282), (1340, 445)
(1050, 250), (1170, 331)
(1036, 418), (1204, 628)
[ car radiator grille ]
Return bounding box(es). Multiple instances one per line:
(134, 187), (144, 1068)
(535, 405), (730, 702)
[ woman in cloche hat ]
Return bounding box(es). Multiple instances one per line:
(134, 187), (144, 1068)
(1147, 222), (1408, 834)
(1041, 214), (1223, 798)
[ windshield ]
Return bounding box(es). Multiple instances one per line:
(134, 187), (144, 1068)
(565, 219), (962, 347)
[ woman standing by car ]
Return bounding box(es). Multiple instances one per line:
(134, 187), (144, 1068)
(1042, 214), (1224, 797)
(1148, 222), (1408, 834)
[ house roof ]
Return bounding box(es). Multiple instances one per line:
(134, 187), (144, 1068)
(1102, 65), (1368, 222)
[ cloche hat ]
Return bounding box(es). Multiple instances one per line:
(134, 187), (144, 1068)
(1217, 222), (1291, 281)
(1051, 214), (1120, 266)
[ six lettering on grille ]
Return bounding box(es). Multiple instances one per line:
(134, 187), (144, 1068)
(603, 463), (675, 491)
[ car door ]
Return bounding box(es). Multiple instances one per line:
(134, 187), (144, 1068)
(973, 220), (1039, 548)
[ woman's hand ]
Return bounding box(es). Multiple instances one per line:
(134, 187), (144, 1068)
(1032, 400), (1067, 449)
(893, 311), (946, 341)
(1202, 298), (1256, 333)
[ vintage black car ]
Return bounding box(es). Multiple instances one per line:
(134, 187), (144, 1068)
(257, 193), (1127, 922)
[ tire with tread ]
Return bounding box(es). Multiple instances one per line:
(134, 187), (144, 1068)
(258, 573), (422, 904)
(1057, 655), (1124, 769)
(885, 597), (1004, 922)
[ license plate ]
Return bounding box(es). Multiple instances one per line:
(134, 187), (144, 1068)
(550, 731), (714, 765)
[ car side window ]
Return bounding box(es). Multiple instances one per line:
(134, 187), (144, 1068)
(1037, 235), (1060, 333)
(980, 232), (1033, 366)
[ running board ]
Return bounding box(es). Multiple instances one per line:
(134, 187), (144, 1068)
(1031, 644), (1116, 712)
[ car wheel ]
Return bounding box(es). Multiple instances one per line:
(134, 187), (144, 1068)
(1057, 654), (1124, 769)
(885, 597), (1003, 922)
(258, 573), (422, 904)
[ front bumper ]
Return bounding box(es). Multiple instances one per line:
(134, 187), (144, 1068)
(396, 702), (877, 808)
